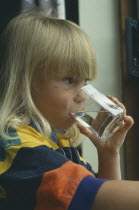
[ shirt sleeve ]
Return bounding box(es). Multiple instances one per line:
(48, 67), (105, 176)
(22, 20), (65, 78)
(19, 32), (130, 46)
(35, 158), (107, 210)
(0, 144), (107, 210)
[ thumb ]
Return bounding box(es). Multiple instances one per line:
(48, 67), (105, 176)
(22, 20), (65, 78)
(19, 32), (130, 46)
(77, 122), (101, 147)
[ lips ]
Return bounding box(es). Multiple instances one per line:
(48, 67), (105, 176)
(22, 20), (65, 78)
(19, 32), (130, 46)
(68, 113), (77, 121)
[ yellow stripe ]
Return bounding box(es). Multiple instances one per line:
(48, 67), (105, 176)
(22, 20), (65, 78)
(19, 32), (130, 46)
(56, 132), (73, 148)
(17, 126), (59, 150)
(57, 138), (70, 148)
(0, 126), (59, 174)
(77, 151), (87, 164)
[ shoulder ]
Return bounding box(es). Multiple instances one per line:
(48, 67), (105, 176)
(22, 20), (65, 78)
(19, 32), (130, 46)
(0, 125), (58, 174)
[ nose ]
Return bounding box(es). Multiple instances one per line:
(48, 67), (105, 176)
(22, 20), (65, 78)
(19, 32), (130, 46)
(73, 89), (87, 104)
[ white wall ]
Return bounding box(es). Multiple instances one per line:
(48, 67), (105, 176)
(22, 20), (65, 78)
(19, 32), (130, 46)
(79, 0), (125, 176)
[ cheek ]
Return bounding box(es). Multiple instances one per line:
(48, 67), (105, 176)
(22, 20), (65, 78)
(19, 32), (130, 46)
(46, 93), (69, 109)
(50, 91), (70, 107)
(56, 97), (69, 109)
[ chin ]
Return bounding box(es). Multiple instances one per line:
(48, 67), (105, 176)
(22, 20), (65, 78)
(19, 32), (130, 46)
(64, 121), (76, 130)
(55, 121), (75, 131)
(52, 115), (76, 131)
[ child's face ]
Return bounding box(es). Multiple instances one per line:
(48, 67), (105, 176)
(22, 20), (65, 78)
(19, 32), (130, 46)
(32, 73), (88, 130)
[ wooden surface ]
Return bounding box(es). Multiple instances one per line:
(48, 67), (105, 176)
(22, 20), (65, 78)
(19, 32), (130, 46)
(119, 0), (139, 180)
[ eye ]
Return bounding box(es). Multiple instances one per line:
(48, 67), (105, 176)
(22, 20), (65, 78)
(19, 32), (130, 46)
(63, 77), (74, 84)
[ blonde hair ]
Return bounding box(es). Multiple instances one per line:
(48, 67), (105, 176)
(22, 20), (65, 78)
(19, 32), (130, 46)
(0, 8), (96, 145)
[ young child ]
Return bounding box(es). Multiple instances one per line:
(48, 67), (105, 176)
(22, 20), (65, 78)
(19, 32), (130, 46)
(0, 8), (137, 210)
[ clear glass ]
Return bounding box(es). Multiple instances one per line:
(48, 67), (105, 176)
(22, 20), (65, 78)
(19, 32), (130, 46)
(68, 84), (125, 141)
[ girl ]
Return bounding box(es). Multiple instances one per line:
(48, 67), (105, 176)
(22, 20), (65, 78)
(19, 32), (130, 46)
(0, 8), (137, 210)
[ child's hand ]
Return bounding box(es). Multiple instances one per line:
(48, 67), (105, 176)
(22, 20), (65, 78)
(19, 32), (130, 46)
(77, 96), (134, 155)
(77, 96), (133, 179)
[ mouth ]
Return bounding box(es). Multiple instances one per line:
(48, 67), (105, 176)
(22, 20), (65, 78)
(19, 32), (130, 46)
(68, 113), (77, 121)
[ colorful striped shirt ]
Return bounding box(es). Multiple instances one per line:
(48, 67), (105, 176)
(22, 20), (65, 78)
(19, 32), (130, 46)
(0, 125), (107, 210)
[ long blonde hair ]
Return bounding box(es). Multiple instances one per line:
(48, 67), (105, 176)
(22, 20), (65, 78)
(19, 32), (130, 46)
(0, 8), (96, 144)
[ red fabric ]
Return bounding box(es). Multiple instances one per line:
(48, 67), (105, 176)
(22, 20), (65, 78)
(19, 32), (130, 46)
(35, 161), (94, 210)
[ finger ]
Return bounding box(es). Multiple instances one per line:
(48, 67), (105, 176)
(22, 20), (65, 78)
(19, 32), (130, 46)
(107, 95), (126, 112)
(117, 115), (134, 135)
(107, 95), (125, 110)
(77, 122), (101, 147)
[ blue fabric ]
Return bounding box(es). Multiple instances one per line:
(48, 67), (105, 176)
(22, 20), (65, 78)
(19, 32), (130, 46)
(0, 145), (69, 210)
(68, 175), (107, 210)
(50, 130), (58, 144)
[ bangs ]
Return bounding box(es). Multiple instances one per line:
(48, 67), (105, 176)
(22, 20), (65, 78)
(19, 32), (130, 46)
(40, 20), (97, 80)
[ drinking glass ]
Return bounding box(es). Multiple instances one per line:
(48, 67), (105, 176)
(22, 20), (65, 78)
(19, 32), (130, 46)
(68, 84), (125, 141)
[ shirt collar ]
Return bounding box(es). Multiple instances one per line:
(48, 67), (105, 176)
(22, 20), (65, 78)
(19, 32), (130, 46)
(28, 120), (67, 144)
(50, 128), (66, 144)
